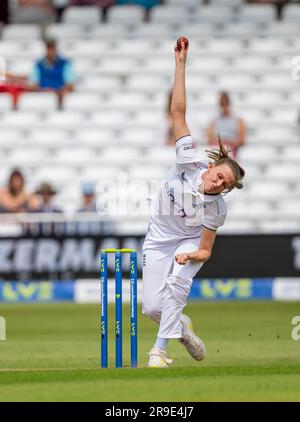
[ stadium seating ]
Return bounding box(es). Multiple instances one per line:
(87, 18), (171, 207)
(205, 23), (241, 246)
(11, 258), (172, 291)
(0, 0), (299, 233)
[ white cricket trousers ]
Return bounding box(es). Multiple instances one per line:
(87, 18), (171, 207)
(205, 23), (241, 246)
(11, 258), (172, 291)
(142, 238), (203, 338)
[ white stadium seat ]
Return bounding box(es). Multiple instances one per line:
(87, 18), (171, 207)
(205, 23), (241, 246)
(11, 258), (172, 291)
(265, 21), (300, 38)
(44, 111), (87, 128)
(202, 39), (244, 55)
(215, 74), (255, 91)
(54, 147), (93, 165)
(229, 201), (272, 219)
(62, 6), (102, 25)
(222, 22), (261, 38)
(281, 146), (300, 163)
(99, 58), (139, 75)
(265, 164), (300, 182)
(63, 40), (107, 59)
(134, 23), (176, 39)
(248, 181), (289, 200)
(120, 128), (156, 147)
(196, 6), (236, 23)
(105, 93), (149, 111)
(242, 91), (283, 108)
(18, 93), (58, 112)
(219, 221), (257, 234)
(89, 24), (132, 39)
(1, 24), (41, 41)
(248, 39), (290, 55)
(267, 109), (298, 126)
(8, 148), (48, 165)
(113, 40), (155, 57)
(0, 111), (41, 128)
(146, 148), (175, 165)
(251, 126), (297, 146)
(34, 166), (77, 186)
(28, 129), (71, 148)
(106, 5), (145, 24)
(126, 75), (168, 93)
(75, 129), (114, 148)
(0, 94), (14, 112)
(191, 57), (230, 74)
(0, 41), (25, 59)
(98, 147), (142, 165)
(233, 56), (273, 73)
(238, 145), (279, 165)
(77, 76), (123, 94)
(150, 5), (192, 24)
(259, 73), (294, 91)
(260, 221), (300, 233)
(89, 111), (130, 127)
(0, 129), (24, 148)
(177, 23), (219, 38)
(282, 4), (300, 22)
(45, 24), (87, 40)
(7, 59), (34, 75)
(128, 165), (166, 182)
(63, 93), (101, 112)
(238, 4), (276, 23)
(82, 166), (120, 182)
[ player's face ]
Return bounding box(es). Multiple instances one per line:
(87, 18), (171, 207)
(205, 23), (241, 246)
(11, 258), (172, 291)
(46, 45), (57, 63)
(202, 163), (236, 194)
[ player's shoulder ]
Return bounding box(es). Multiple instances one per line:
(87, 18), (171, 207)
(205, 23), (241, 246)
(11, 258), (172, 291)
(215, 195), (227, 216)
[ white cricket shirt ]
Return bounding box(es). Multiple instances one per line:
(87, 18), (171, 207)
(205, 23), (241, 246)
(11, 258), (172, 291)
(144, 135), (227, 245)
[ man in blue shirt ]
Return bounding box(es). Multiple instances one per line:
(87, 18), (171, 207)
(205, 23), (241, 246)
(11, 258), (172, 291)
(29, 38), (76, 105)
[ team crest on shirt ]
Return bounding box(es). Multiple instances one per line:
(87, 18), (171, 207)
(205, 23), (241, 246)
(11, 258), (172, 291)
(178, 171), (187, 183)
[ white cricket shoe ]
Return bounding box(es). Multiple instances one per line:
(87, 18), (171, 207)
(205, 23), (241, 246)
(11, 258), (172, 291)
(148, 347), (173, 368)
(179, 314), (206, 361)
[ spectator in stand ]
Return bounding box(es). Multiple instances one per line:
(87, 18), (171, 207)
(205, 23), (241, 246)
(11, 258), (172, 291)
(0, 0), (9, 24)
(206, 92), (246, 159)
(12, 0), (55, 24)
(0, 169), (39, 213)
(116, 0), (160, 9)
(69, 0), (115, 14)
(27, 38), (76, 107)
(35, 182), (61, 213)
(78, 182), (97, 212)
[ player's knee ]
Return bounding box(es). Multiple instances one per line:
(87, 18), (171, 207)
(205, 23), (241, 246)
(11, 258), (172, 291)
(142, 303), (161, 322)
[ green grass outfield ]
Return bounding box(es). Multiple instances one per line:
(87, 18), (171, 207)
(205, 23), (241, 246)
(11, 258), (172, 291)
(0, 301), (300, 402)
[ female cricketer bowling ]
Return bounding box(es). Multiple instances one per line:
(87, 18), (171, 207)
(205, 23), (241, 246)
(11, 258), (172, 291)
(142, 38), (245, 368)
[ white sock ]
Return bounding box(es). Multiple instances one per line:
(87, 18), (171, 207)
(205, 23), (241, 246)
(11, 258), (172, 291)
(154, 337), (169, 351)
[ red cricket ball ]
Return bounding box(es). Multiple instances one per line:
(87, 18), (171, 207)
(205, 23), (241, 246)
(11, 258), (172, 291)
(176, 37), (189, 52)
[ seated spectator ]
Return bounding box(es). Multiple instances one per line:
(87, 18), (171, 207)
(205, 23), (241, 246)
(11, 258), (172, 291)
(78, 182), (97, 212)
(35, 182), (61, 213)
(0, 169), (39, 213)
(116, 0), (160, 9)
(69, 0), (115, 13)
(0, 0), (9, 24)
(12, 0), (55, 24)
(27, 38), (76, 106)
(52, 0), (70, 21)
(206, 92), (246, 158)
